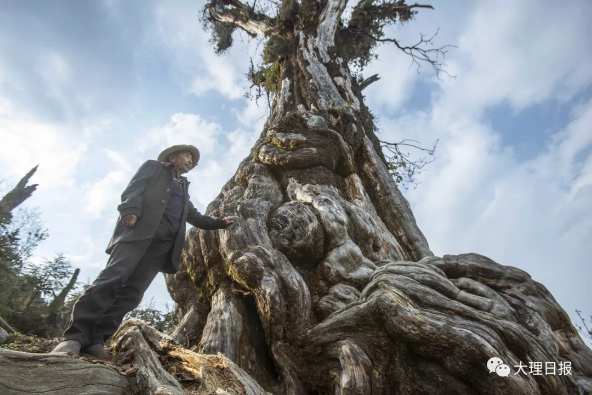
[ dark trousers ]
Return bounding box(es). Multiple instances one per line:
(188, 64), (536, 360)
(64, 223), (175, 347)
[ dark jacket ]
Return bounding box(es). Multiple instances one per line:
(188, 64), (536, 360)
(106, 160), (227, 273)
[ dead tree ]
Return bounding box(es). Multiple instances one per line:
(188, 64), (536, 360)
(0, 167), (38, 338)
(0, 166), (38, 226)
(46, 268), (80, 336)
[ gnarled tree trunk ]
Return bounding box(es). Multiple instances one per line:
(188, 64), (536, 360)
(161, 2), (592, 393)
(1, 2), (590, 394)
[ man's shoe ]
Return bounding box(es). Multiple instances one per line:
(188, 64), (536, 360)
(50, 340), (82, 355)
(82, 343), (109, 358)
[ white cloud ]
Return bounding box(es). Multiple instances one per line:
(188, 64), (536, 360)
(138, 112), (223, 157)
(375, 98), (592, 333)
(367, 0), (592, 330)
(440, 0), (592, 115)
(0, 118), (88, 187)
(189, 52), (245, 100)
(366, 0), (592, 117)
(362, 42), (422, 111)
(233, 96), (268, 130)
(227, 98), (267, 158)
(84, 169), (129, 219)
(103, 148), (133, 172)
(187, 160), (227, 209)
(152, 1), (261, 100)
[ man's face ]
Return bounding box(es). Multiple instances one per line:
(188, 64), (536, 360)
(170, 151), (194, 174)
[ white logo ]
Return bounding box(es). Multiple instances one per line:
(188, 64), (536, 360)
(487, 357), (572, 377)
(487, 357), (504, 374)
(496, 364), (511, 377)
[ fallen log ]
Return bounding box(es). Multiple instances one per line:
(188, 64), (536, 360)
(0, 349), (129, 394)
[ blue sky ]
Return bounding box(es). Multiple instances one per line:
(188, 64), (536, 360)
(1, 0), (591, 340)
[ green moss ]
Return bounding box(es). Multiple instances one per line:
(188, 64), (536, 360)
(263, 35), (292, 64)
(264, 61), (282, 93)
(246, 60), (282, 97)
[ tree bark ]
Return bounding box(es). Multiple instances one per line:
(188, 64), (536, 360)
(162, 0), (592, 392)
(0, 320), (269, 394)
(0, 349), (129, 394)
(2, 1), (591, 393)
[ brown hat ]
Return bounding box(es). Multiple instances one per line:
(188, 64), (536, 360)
(157, 144), (200, 169)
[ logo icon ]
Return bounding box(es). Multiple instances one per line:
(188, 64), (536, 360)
(487, 357), (504, 374)
(496, 364), (511, 377)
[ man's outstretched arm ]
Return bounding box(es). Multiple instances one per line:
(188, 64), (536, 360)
(186, 200), (234, 230)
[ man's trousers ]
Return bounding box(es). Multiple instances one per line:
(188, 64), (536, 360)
(64, 223), (176, 348)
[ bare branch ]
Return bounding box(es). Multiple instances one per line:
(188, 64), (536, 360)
(379, 138), (438, 188)
(575, 310), (592, 340)
(376, 28), (455, 80)
(339, 1), (456, 77)
(359, 74), (380, 91)
(348, 27), (456, 80)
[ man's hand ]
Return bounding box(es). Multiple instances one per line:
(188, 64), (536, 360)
(121, 215), (138, 228)
(223, 216), (237, 227)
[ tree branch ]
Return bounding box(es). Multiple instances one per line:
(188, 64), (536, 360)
(359, 74), (380, 91)
(339, 1), (456, 76)
(576, 309), (592, 340)
(379, 138), (438, 187)
(205, 0), (271, 37)
(370, 28), (455, 80)
(346, 27), (455, 79)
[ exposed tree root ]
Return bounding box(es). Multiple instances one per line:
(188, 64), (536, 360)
(0, 320), (271, 395)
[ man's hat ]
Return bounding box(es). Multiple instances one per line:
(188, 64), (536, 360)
(157, 144), (200, 169)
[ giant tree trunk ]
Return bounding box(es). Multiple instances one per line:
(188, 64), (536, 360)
(162, 5), (592, 394)
(2, 2), (590, 393)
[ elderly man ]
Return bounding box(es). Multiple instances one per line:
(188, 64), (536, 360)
(51, 144), (234, 357)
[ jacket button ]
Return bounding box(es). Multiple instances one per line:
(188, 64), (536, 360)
(161, 200), (166, 203)
(167, 189), (170, 192)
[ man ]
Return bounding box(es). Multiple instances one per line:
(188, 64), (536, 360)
(51, 144), (235, 357)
